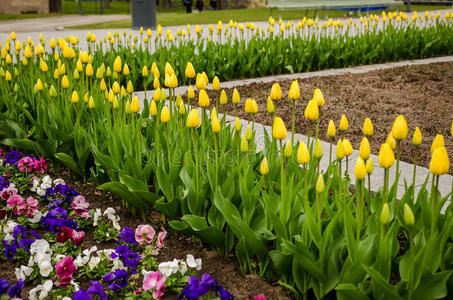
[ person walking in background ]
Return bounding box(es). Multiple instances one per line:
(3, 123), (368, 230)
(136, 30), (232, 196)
(183, 0), (193, 13)
(195, 0), (204, 12)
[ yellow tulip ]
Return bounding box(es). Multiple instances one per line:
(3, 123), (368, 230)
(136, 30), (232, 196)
(125, 100), (131, 114)
(195, 73), (207, 90)
(127, 80), (133, 94)
(150, 100), (157, 116)
(403, 203), (414, 226)
(314, 139), (323, 159)
(130, 96), (140, 113)
(339, 114), (349, 131)
(88, 96), (95, 109)
(260, 157), (269, 175)
(85, 63), (93, 77)
(71, 90), (79, 103)
(363, 118), (373, 137)
(211, 115), (221, 133)
(355, 157), (367, 180)
(123, 64), (130, 76)
(61, 75), (69, 89)
(245, 124), (253, 141)
(240, 134), (249, 152)
(234, 117), (241, 132)
(212, 76), (220, 91)
(219, 90), (227, 105)
(252, 100), (258, 114)
(378, 143), (395, 168)
(386, 133), (396, 150)
(244, 98), (254, 114)
(284, 142), (293, 157)
(113, 56), (122, 73)
(391, 115), (408, 140)
(36, 79), (43, 92)
(165, 62), (174, 76)
(316, 174), (325, 193)
(232, 88), (240, 104)
(359, 137), (371, 160)
(151, 62), (158, 76)
(297, 142), (310, 164)
(198, 89), (210, 108)
(112, 81), (120, 94)
(342, 139), (353, 156)
(336, 140), (345, 159)
(304, 99), (319, 121)
(142, 66), (149, 77)
(412, 127), (422, 146)
(327, 120), (336, 138)
(380, 203), (390, 225)
(288, 80), (300, 100)
(112, 96), (119, 109)
(100, 79), (107, 91)
(430, 134), (444, 154)
(429, 146), (449, 175)
(270, 83), (282, 100)
(160, 106), (170, 123)
(272, 117), (287, 140)
(187, 109), (200, 128)
(366, 157), (373, 174)
(160, 88), (167, 101)
(313, 88), (325, 106)
(179, 101), (186, 115)
(267, 97), (275, 114)
(187, 85), (195, 99)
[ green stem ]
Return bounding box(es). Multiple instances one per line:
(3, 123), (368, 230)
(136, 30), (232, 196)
(356, 179), (364, 243)
(431, 175), (439, 234)
(384, 168), (389, 202)
(329, 141), (332, 166)
(280, 139), (285, 222)
(215, 133), (219, 189)
(291, 100), (295, 145)
(412, 147), (417, 204)
(192, 129), (200, 196)
(165, 124), (171, 173)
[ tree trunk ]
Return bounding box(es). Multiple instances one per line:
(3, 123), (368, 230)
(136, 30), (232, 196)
(105, 0), (111, 9)
(49, 0), (62, 12)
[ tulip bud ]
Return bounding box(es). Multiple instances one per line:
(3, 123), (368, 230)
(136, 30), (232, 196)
(36, 79), (43, 92)
(179, 101), (186, 115)
(212, 76), (220, 91)
(127, 80), (133, 94)
(245, 98), (254, 114)
(211, 115), (221, 133)
(403, 203), (415, 226)
(430, 134), (444, 154)
(71, 90), (79, 103)
(198, 89), (210, 108)
(160, 106), (170, 123)
(380, 203), (390, 225)
(366, 157), (373, 174)
(83, 92), (89, 103)
(267, 97), (275, 114)
(232, 88), (240, 104)
(314, 139), (323, 159)
(430, 147), (449, 175)
(125, 100), (131, 114)
(49, 85), (57, 98)
(316, 174), (325, 194)
(359, 137), (371, 160)
(113, 56), (122, 73)
(142, 66), (149, 77)
(123, 64), (130, 76)
(88, 96), (95, 109)
(219, 90), (227, 105)
(297, 142), (310, 164)
(187, 109), (200, 128)
(355, 157), (366, 180)
(195, 73), (206, 90)
(112, 96), (119, 109)
(378, 143), (395, 169)
(244, 124), (252, 140)
(127, 96), (139, 113)
(187, 85), (195, 99)
(150, 100), (157, 116)
(85, 63), (94, 77)
(240, 135), (249, 152)
(284, 142), (293, 157)
(288, 80), (300, 100)
(313, 88), (324, 106)
(342, 139), (353, 157)
(61, 75), (69, 89)
(252, 100), (258, 114)
(185, 62), (195, 79)
(336, 140), (345, 160)
(112, 81), (120, 94)
(391, 115), (408, 140)
(153, 76), (160, 89)
(362, 118), (373, 137)
(412, 127), (422, 146)
(386, 133), (396, 150)
(260, 157), (269, 175)
(273, 117), (287, 140)
(160, 88), (167, 101)
(304, 99), (319, 121)
(234, 117), (241, 132)
(270, 83), (282, 100)
(339, 114), (348, 131)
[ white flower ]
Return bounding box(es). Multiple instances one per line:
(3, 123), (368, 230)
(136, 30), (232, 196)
(88, 256), (101, 270)
(15, 265), (33, 280)
(29, 210), (42, 223)
(53, 178), (65, 186)
(42, 175), (52, 185)
(55, 254), (65, 262)
(158, 260), (179, 277)
(30, 240), (51, 255)
(33, 280), (53, 299)
(31, 179), (40, 192)
(39, 260), (53, 277)
(33, 252), (52, 265)
(93, 208), (102, 226)
(3, 233), (13, 242)
(4, 221), (18, 234)
(111, 258), (124, 271)
(83, 246), (97, 257)
(36, 187), (46, 196)
(179, 261), (188, 275)
(186, 254), (202, 271)
(71, 280), (80, 291)
(112, 221), (121, 231)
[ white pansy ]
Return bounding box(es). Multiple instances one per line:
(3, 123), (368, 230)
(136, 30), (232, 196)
(179, 261), (188, 275)
(15, 265), (33, 280)
(42, 175), (52, 185)
(55, 254), (66, 262)
(33, 252), (52, 265)
(31, 178), (40, 192)
(53, 178), (65, 186)
(83, 246), (97, 257)
(186, 254), (202, 270)
(31, 280), (53, 299)
(29, 210), (42, 223)
(158, 260), (179, 277)
(30, 239), (51, 255)
(38, 260), (53, 277)
(36, 187), (46, 196)
(3, 233), (13, 242)
(112, 258), (124, 271)
(71, 280), (80, 291)
(4, 220), (18, 234)
(93, 208), (102, 226)
(88, 256), (101, 270)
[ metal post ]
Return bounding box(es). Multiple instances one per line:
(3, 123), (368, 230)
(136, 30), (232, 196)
(405, 0), (411, 12)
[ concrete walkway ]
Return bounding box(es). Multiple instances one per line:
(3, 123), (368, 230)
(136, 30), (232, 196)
(0, 14), (129, 33)
(131, 56), (453, 212)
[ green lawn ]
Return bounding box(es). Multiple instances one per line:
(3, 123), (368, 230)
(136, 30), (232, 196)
(68, 4), (452, 29)
(0, 13), (65, 22)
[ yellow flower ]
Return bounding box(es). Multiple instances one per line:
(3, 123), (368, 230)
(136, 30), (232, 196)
(314, 139), (323, 159)
(212, 76), (220, 91)
(165, 62), (174, 76)
(170, 73), (178, 88)
(49, 85), (57, 97)
(123, 64), (130, 76)
(391, 115), (408, 140)
(187, 109), (200, 128)
(272, 117), (287, 140)
(160, 88), (167, 101)
(85, 63), (93, 77)
(185, 62), (195, 79)
(112, 81), (120, 94)
(304, 99), (319, 121)
(336, 140), (345, 160)
(359, 137), (371, 160)
(244, 98), (254, 114)
(260, 157), (269, 175)
(112, 96), (119, 109)
(297, 142), (310, 164)
(412, 127), (422, 146)
(386, 133), (396, 150)
(219, 90), (227, 105)
(160, 106), (170, 123)
(366, 157), (373, 174)
(99, 79), (107, 92)
(147, 28), (152, 37)
(234, 117), (241, 132)
(430, 134), (444, 154)
(339, 114), (349, 131)
(252, 99), (258, 114)
(127, 80), (134, 94)
(49, 38), (56, 49)
(130, 96), (140, 113)
(313, 88), (325, 106)
(270, 83), (282, 100)
(430, 146), (449, 175)
(71, 90), (79, 103)
(355, 157), (366, 180)
(284, 142), (293, 157)
(288, 80), (300, 100)
(73, 69), (80, 80)
(36, 79), (43, 92)
(241, 134), (249, 152)
(232, 88), (240, 104)
(342, 139), (353, 156)
(179, 101), (186, 115)
(316, 174), (325, 193)
(142, 66), (149, 77)
(403, 203), (414, 226)
(380, 203), (390, 225)
(125, 100), (131, 114)
(198, 89), (210, 108)
(378, 143), (395, 168)
(187, 85), (195, 99)
(211, 115), (221, 133)
(267, 97), (275, 114)
(40, 60), (48, 72)
(88, 96), (95, 109)
(151, 62), (158, 76)
(61, 75), (69, 89)
(327, 120), (336, 138)
(362, 118), (373, 137)
(195, 73), (207, 90)
(150, 100), (157, 116)
(113, 56), (122, 73)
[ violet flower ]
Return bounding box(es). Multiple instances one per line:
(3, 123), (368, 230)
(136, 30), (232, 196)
(87, 280), (107, 300)
(118, 227), (138, 245)
(8, 279), (23, 299)
(0, 279), (8, 295)
(3, 151), (21, 166)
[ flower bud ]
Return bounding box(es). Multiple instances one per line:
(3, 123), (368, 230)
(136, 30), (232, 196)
(314, 139), (323, 159)
(153, 76), (160, 89)
(61, 75), (69, 89)
(403, 203), (414, 226)
(245, 98), (254, 114)
(363, 118), (373, 137)
(327, 120), (336, 138)
(342, 139), (353, 157)
(359, 137), (371, 160)
(336, 140), (345, 160)
(161, 106), (170, 123)
(316, 174), (325, 193)
(284, 142), (293, 157)
(198, 89), (210, 108)
(339, 114), (349, 131)
(297, 142), (310, 164)
(240, 135), (249, 152)
(150, 100), (157, 116)
(260, 157), (269, 175)
(187, 109), (200, 128)
(267, 97), (275, 114)
(272, 117), (287, 140)
(355, 157), (366, 180)
(380, 203), (390, 225)
(270, 83), (282, 100)
(245, 124), (253, 140)
(131, 96), (140, 113)
(185, 62), (195, 79)
(88, 96), (95, 109)
(234, 117), (241, 132)
(386, 133), (396, 150)
(430, 134), (444, 154)
(211, 115), (221, 133)
(313, 88), (324, 106)
(366, 157), (373, 174)
(219, 90), (227, 105)
(71, 90), (79, 103)
(412, 127), (422, 146)
(430, 147), (449, 175)
(391, 115), (408, 140)
(304, 100), (319, 121)
(378, 143), (395, 169)
(113, 56), (122, 73)
(288, 80), (300, 100)
(142, 66), (149, 77)
(232, 88), (240, 104)
(212, 76), (220, 91)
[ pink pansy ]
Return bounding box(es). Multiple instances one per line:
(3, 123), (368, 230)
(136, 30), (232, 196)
(25, 196), (38, 217)
(254, 294), (267, 300)
(55, 256), (76, 279)
(71, 230), (85, 246)
(32, 157), (47, 173)
(142, 271), (166, 298)
(71, 195), (91, 219)
(55, 275), (72, 289)
(0, 148), (5, 159)
(7, 194), (26, 215)
(135, 225), (155, 244)
(17, 157), (34, 173)
(156, 231), (167, 248)
(0, 186), (18, 201)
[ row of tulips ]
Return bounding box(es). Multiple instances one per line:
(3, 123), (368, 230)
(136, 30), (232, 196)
(1, 30), (453, 298)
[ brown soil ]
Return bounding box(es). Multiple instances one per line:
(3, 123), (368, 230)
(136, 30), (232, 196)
(201, 62), (453, 174)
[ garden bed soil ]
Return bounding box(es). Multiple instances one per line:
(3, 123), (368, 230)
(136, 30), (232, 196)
(0, 167), (291, 300)
(201, 62), (453, 174)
